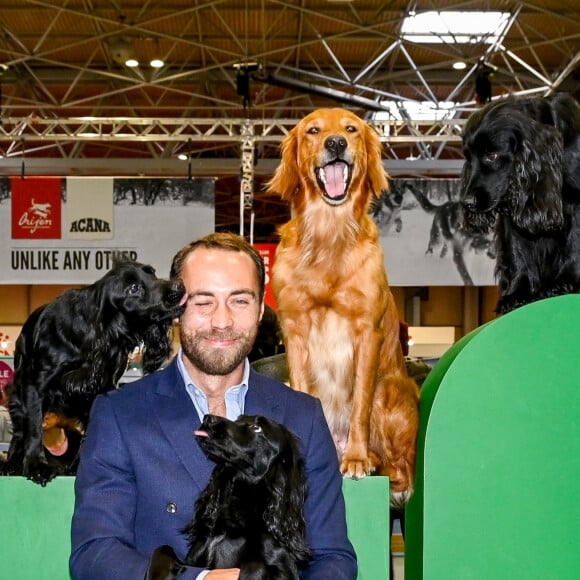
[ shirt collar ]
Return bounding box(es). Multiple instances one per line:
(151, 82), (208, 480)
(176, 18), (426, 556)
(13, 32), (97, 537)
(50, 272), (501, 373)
(176, 348), (250, 421)
(176, 348), (250, 388)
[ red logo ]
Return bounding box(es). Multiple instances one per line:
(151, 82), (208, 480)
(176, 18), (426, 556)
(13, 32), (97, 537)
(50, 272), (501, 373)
(11, 177), (62, 239)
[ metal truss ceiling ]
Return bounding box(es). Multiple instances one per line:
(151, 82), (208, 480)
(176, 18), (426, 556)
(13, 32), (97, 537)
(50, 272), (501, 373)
(0, 0), (578, 234)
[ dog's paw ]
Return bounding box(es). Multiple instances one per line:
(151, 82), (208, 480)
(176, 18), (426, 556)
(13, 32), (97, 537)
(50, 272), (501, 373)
(146, 545), (186, 580)
(23, 459), (58, 486)
(340, 457), (376, 480)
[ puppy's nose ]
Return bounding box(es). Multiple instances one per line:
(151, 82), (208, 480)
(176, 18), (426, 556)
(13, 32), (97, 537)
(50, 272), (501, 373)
(325, 135), (347, 156)
(203, 414), (221, 426)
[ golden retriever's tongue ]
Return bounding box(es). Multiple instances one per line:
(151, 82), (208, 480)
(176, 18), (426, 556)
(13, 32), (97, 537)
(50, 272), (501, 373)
(323, 163), (347, 198)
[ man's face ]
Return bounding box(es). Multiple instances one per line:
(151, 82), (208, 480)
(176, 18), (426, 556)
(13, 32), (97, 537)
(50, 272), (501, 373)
(178, 248), (263, 376)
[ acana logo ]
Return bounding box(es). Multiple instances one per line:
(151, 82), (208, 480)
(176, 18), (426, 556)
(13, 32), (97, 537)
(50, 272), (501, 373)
(69, 218), (111, 233)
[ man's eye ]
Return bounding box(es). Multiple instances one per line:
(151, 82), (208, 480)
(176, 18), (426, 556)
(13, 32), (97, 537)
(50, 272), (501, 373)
(229, 297), (252, 308)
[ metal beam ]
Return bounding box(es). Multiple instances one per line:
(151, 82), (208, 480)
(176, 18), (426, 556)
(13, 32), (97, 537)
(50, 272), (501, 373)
(0, 157), (464, 177)
(0, 115), (465, 145)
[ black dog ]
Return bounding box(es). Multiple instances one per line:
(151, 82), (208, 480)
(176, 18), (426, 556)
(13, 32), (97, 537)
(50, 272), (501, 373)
(460, 92), (580, 313)
(147, 414), (311, 580)
(1, 260), (186, 485)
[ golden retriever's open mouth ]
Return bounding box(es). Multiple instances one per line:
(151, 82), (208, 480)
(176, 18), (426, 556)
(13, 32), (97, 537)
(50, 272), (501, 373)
(316, 160), (352, 205)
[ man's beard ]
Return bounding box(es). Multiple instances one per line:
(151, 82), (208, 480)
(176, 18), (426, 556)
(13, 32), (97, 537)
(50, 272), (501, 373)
(180, 327), (258, 375)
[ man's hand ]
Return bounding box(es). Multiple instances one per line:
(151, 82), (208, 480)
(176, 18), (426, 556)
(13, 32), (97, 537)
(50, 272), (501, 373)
(206, 570), (240, 579)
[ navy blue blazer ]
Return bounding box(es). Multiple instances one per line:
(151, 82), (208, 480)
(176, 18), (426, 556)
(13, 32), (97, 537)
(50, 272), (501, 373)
(70, 359), (357, 579)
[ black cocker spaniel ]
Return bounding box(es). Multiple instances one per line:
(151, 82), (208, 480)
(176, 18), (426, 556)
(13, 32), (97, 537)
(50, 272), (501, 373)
(460, 92), (580, 314)
(147, 414), (311, 580)
(1, 260), (186, 485)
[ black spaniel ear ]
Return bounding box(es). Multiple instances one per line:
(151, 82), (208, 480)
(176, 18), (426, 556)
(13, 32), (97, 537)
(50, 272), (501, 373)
(510, 122), (564, 234)
(141, 323), (172, 373)
(263, 433), (311, 563)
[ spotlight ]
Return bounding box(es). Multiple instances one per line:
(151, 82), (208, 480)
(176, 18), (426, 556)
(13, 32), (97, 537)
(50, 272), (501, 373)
(475, 60), (496, 104)
(233, 62), (261, 109)
(108, 37), (138, 67)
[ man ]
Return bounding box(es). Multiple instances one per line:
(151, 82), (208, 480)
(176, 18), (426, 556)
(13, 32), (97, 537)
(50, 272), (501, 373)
(70, 232), (357, 579)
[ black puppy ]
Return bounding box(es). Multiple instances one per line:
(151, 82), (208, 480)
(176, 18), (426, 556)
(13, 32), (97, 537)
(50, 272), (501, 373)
(2, 260), (186, 485)
(460, 92), (580, 313)
(147, 414), (311, 580)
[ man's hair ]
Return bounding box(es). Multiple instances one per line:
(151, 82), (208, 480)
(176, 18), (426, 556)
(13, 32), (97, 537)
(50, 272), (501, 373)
(170, 232), (266, 303)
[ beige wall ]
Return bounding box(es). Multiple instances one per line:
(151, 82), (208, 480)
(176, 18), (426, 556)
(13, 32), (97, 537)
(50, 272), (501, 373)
(0, 285), (83, 324)
(0, 283), (500, 333)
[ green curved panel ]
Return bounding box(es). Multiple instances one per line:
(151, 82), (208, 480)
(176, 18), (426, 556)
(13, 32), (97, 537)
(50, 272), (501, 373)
(405, 295), (580, 579)
(0, 476), (75, 578)
(0, 475), (389, 579)
(343, 476), (390, 579)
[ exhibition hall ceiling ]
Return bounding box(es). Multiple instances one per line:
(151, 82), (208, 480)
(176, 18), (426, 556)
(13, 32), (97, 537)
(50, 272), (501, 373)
(0, 0), (578, 235)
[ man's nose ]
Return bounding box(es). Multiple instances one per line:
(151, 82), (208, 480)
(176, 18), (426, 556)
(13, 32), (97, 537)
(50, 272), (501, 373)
(211, 302), (233, 328)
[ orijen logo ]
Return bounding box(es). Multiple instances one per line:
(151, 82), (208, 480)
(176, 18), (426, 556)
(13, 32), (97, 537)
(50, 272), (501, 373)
(18, 198), (53, 234)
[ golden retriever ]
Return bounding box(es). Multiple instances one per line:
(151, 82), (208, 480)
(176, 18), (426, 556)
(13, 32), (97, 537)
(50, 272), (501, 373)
(267, 108), (419, 506)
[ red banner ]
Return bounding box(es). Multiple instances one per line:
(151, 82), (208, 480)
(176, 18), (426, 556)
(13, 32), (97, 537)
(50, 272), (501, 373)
(11, 177), (62, 239)
(254, 242), (278, 310)
(0, 358), (14, 406)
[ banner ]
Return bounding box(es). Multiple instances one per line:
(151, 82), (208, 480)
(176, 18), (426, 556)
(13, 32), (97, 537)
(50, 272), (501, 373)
(375, 179), (495, 286)
(254, 243), (278, 310)
(0, 176), (495, 285)
(11, 177), (62, 239)
(67, 178), (114, 240)
(1, 177), (215, 283)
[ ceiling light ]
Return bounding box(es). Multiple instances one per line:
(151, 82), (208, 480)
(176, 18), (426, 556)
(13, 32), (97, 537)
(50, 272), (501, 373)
(150, 58), (164, 68)
(177, 153), (188, 161)
(453, 61), (467, 70)
(402, 11), (511, 44)
(125, 58), (139, 68)
(375, 100), (459, 121)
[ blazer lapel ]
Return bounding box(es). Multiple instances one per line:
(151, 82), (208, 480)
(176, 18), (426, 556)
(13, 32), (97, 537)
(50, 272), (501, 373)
(152, 361), (214, 492)
(244, 370), (285, 421)
(151, 365), (288, 491)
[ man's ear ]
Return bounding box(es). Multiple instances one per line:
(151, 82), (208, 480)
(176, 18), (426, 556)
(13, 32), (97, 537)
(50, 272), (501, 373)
(258, 301), (265, 322)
